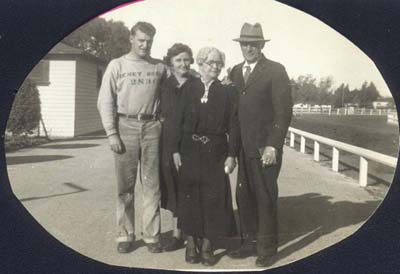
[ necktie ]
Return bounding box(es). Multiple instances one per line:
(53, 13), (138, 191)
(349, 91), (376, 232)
(243, 65), (251, 84)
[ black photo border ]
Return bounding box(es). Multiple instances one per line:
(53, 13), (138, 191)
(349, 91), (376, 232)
(1, 0), (400, 273)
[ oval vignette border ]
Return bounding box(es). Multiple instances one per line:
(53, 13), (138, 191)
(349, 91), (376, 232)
(0, 0), (400, 274)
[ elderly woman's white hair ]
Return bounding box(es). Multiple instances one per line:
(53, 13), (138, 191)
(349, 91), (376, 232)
(196, 47), (226, 67)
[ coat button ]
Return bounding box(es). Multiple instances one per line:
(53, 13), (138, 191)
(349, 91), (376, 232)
(241, 91), (246, 95)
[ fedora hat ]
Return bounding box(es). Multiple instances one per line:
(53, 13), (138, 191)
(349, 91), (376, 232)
(233, 23), (270, 42)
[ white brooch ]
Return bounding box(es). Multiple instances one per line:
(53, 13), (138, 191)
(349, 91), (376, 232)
(200, 90), (209, 104)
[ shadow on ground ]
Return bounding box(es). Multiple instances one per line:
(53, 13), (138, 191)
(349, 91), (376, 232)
(39, 144), (100, 149)
(47, 130), (107, 143)
(205, 192), (379, 262)
(19, 182), (89, 202)
(276, 192), (380, 261)
(6, 155), (73, 165)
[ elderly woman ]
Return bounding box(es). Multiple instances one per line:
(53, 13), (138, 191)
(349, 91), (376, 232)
(171, 47), (239, 266)
(159, 43), (195, 252)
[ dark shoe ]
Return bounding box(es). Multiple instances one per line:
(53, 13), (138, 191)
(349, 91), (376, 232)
(146, 241), (163, 253)
(185, 245), (200, 264)
(227, 244), (256, 259)
(164, 237), (185, 252)
(201, 250), (217, 266)
(255, 255), (277, 267)
(117, 242), (132, 253)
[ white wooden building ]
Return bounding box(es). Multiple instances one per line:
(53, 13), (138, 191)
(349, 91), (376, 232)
(29, 42), (105, 138)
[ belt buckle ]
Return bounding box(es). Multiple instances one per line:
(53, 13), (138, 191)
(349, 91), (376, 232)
(192, 134), (200, 141)
(137, 114), (143, 121)
(200, 136), (210, 144)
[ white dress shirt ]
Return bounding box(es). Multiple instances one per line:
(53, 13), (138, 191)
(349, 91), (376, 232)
(242, 61), (258, 77)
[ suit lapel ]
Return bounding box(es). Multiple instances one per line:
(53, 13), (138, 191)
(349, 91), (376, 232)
(234, 62), (246, 90)
(244, 56), (268, 90)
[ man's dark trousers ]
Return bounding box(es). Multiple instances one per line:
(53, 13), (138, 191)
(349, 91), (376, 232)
(237, 149), (282, 256)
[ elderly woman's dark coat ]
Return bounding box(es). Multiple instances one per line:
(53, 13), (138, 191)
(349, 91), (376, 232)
(159, 74), (193, 215)
(171, 77), (240, 240)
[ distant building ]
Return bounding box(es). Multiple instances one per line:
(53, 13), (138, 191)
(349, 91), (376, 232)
(344, 103), (359, 108)
(28, 42), (106, 137)
(372, 101), (390, 109)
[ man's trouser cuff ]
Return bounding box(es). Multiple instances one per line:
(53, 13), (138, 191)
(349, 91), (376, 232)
(116, 234), (134, 243)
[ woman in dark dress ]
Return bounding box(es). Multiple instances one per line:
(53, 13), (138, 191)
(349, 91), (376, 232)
(159, 43), (195, 251)
(171, 47), (239, 266)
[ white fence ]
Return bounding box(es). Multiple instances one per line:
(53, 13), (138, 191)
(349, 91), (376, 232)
(287, 127), (398, 187)
(293, 106), (396, 116)
(293, 105), (332, 115)
(387, 112), (398, 125)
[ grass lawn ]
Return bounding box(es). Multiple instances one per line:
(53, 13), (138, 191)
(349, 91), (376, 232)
(290, 115), (399, 157)
(290, 114), (399, 186)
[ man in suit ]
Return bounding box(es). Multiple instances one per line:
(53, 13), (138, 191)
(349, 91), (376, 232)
(227, 22), (293, 267)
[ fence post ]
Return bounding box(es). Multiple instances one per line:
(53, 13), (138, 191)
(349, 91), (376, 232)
(370, 109), (373, 115)
(359, 156), (368, 187)
(314, 141), (320, 162)
(332, 147), (339, 172)
(337, 109), (340, 115)
(300, 136), (306, 153)
(290, 132), (295, 148)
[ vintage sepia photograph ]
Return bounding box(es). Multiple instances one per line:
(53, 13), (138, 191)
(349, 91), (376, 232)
(4, 0), (399, 271)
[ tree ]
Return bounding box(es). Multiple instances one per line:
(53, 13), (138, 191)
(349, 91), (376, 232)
(7, 79), (41, 135)
(364, 82), (380, 106)
(353, 81), (380, 107)
(63, 18), (130, 63)
(333, 83), (351, 107)
(291, 75), (334, 105)
(291, 74), (319, 104)
(317, 76), (334, 105)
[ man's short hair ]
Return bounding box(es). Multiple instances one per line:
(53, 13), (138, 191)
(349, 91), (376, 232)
(130, 21), (156, 37)
(196, 47), (226, 67)
(163, 43), (194, 66)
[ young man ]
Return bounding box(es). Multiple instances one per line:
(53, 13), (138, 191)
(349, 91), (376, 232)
(97, 21), (165, 254)
(228, 22), (293, 267)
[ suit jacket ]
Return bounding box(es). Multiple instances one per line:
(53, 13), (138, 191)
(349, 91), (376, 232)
(230, 54), (293, 157)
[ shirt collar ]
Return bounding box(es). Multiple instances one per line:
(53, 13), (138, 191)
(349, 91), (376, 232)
(200, 78), (215, 91)
(243, 61), (258, 72)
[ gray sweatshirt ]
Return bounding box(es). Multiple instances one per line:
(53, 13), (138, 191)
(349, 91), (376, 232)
(97, 54), (166, 136)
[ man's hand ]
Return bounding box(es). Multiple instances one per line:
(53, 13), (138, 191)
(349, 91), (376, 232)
(260, 146), (277, 167)
(165, 66), (172, 77)
(224, 156), (236, 174)
(108, 134), (123, 153)
(221, 67), (232, 85)
(173, 152), (182, 171)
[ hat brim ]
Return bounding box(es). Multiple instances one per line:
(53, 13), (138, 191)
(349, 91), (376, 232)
(233, 37), (270, 42)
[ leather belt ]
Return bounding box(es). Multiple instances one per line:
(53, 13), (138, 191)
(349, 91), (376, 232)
(191, 134), (211, 144)
(118, 113), (158, 121)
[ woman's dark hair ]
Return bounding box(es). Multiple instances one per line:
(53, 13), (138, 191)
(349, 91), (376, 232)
(163, 43), (194, 66)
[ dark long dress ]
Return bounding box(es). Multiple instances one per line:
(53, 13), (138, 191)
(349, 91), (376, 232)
(171, 78), (240, 241)
(159, 75), (193, 216)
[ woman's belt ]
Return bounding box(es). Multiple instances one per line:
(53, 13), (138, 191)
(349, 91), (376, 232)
(184, 132), (226, 145)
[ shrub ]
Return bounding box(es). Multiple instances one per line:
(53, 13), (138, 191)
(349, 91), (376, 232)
(7, 78), (41, 136)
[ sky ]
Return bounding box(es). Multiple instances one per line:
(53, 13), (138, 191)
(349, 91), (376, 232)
(100, 0), (392, 97)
